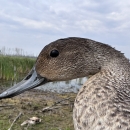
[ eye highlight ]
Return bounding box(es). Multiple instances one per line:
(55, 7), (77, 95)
(50, 50), (59, 57)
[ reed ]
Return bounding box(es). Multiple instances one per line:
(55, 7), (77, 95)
(0, 55), (36, 81)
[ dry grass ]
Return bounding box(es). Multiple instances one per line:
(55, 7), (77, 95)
(0, 90), (76, 130)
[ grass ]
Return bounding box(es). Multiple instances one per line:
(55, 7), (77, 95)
(0, 55), (35, 81)
(0, 90), (76, 130)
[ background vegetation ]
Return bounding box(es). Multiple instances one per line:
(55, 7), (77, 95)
(0, 47), (75, 130)
(0, 47), (36, 81)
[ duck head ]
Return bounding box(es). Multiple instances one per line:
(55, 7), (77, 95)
(0, 37), (102, 99)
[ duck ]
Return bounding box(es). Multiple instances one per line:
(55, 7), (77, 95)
(0, 37), (130, 130)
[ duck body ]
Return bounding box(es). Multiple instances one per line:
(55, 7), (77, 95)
(0, 37), (130, 129)
(74, 65), (130, 130)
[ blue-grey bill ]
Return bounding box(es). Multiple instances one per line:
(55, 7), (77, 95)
(0, 66), (47, 99)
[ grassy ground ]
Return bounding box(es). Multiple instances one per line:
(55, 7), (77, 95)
(0, 88), (76, 130)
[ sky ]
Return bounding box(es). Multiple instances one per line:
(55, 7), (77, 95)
(0, 0), (130, 58)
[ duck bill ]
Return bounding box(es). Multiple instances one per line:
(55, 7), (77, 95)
(0, 66), (48, 99)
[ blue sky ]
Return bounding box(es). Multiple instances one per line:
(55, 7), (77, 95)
(0, 0), (130, 58)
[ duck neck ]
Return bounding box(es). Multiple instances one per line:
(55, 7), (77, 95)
(102, 57), (130, 84)
(92, 42), (130, 83)
(91, 55), (130, 108)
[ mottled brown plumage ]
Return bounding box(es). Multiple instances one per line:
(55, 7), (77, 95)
(1, 37), (130, 129)
(36, 37), (130, 130)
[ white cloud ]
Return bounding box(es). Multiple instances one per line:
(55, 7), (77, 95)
(0, 0), (130, 57)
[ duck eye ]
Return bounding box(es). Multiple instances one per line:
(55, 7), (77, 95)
(50, 50), (59, 57)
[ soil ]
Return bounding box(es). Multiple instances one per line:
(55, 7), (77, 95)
(0, 88), (76, 130)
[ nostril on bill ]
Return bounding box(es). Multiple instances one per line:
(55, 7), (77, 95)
(25, 74), (32, 80)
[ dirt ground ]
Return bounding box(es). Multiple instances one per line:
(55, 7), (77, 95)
(0, 88), (76, 130)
